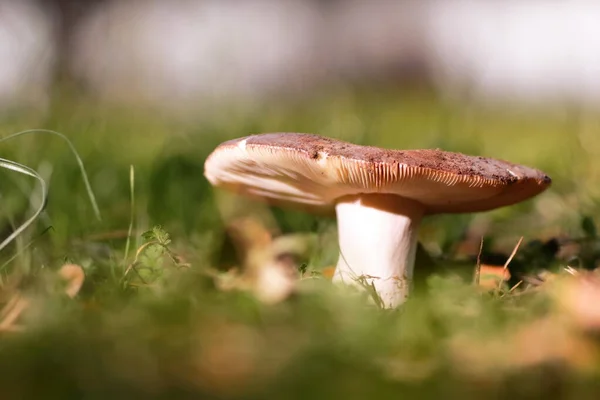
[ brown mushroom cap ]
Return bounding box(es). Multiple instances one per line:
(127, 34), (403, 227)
(204, 133), (551, 214)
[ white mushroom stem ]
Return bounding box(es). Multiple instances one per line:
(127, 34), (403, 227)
(333, 194), (425, 308)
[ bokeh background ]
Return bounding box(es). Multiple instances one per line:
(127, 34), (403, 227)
(1, 1), (600, 398)
(7, 0), (600, 107)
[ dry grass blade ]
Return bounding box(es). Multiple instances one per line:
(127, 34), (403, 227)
(0, 293), (28, 332)
(495, 236), (524, 293)
(503, 237), (524, 270)
(564, 266), (579, 276)
(508, 280), (523, 293)
(473, 236), (484, 286)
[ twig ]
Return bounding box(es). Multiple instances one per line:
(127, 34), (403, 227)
(474, 236), (484, 286)
(500, 280), (524, 298)
(496, 236), (524, 293)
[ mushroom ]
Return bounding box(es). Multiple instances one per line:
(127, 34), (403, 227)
(204, 133), (551, 308)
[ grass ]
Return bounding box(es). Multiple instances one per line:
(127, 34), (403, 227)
(0, 88), (599, 398)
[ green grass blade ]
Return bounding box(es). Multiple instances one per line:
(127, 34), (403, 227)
(0, 129), (102, 221)
(123, 164), (135, 263)
(0, 158), (47, 252)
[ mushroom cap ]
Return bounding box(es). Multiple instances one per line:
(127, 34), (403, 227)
(204, 133), (551, 214)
